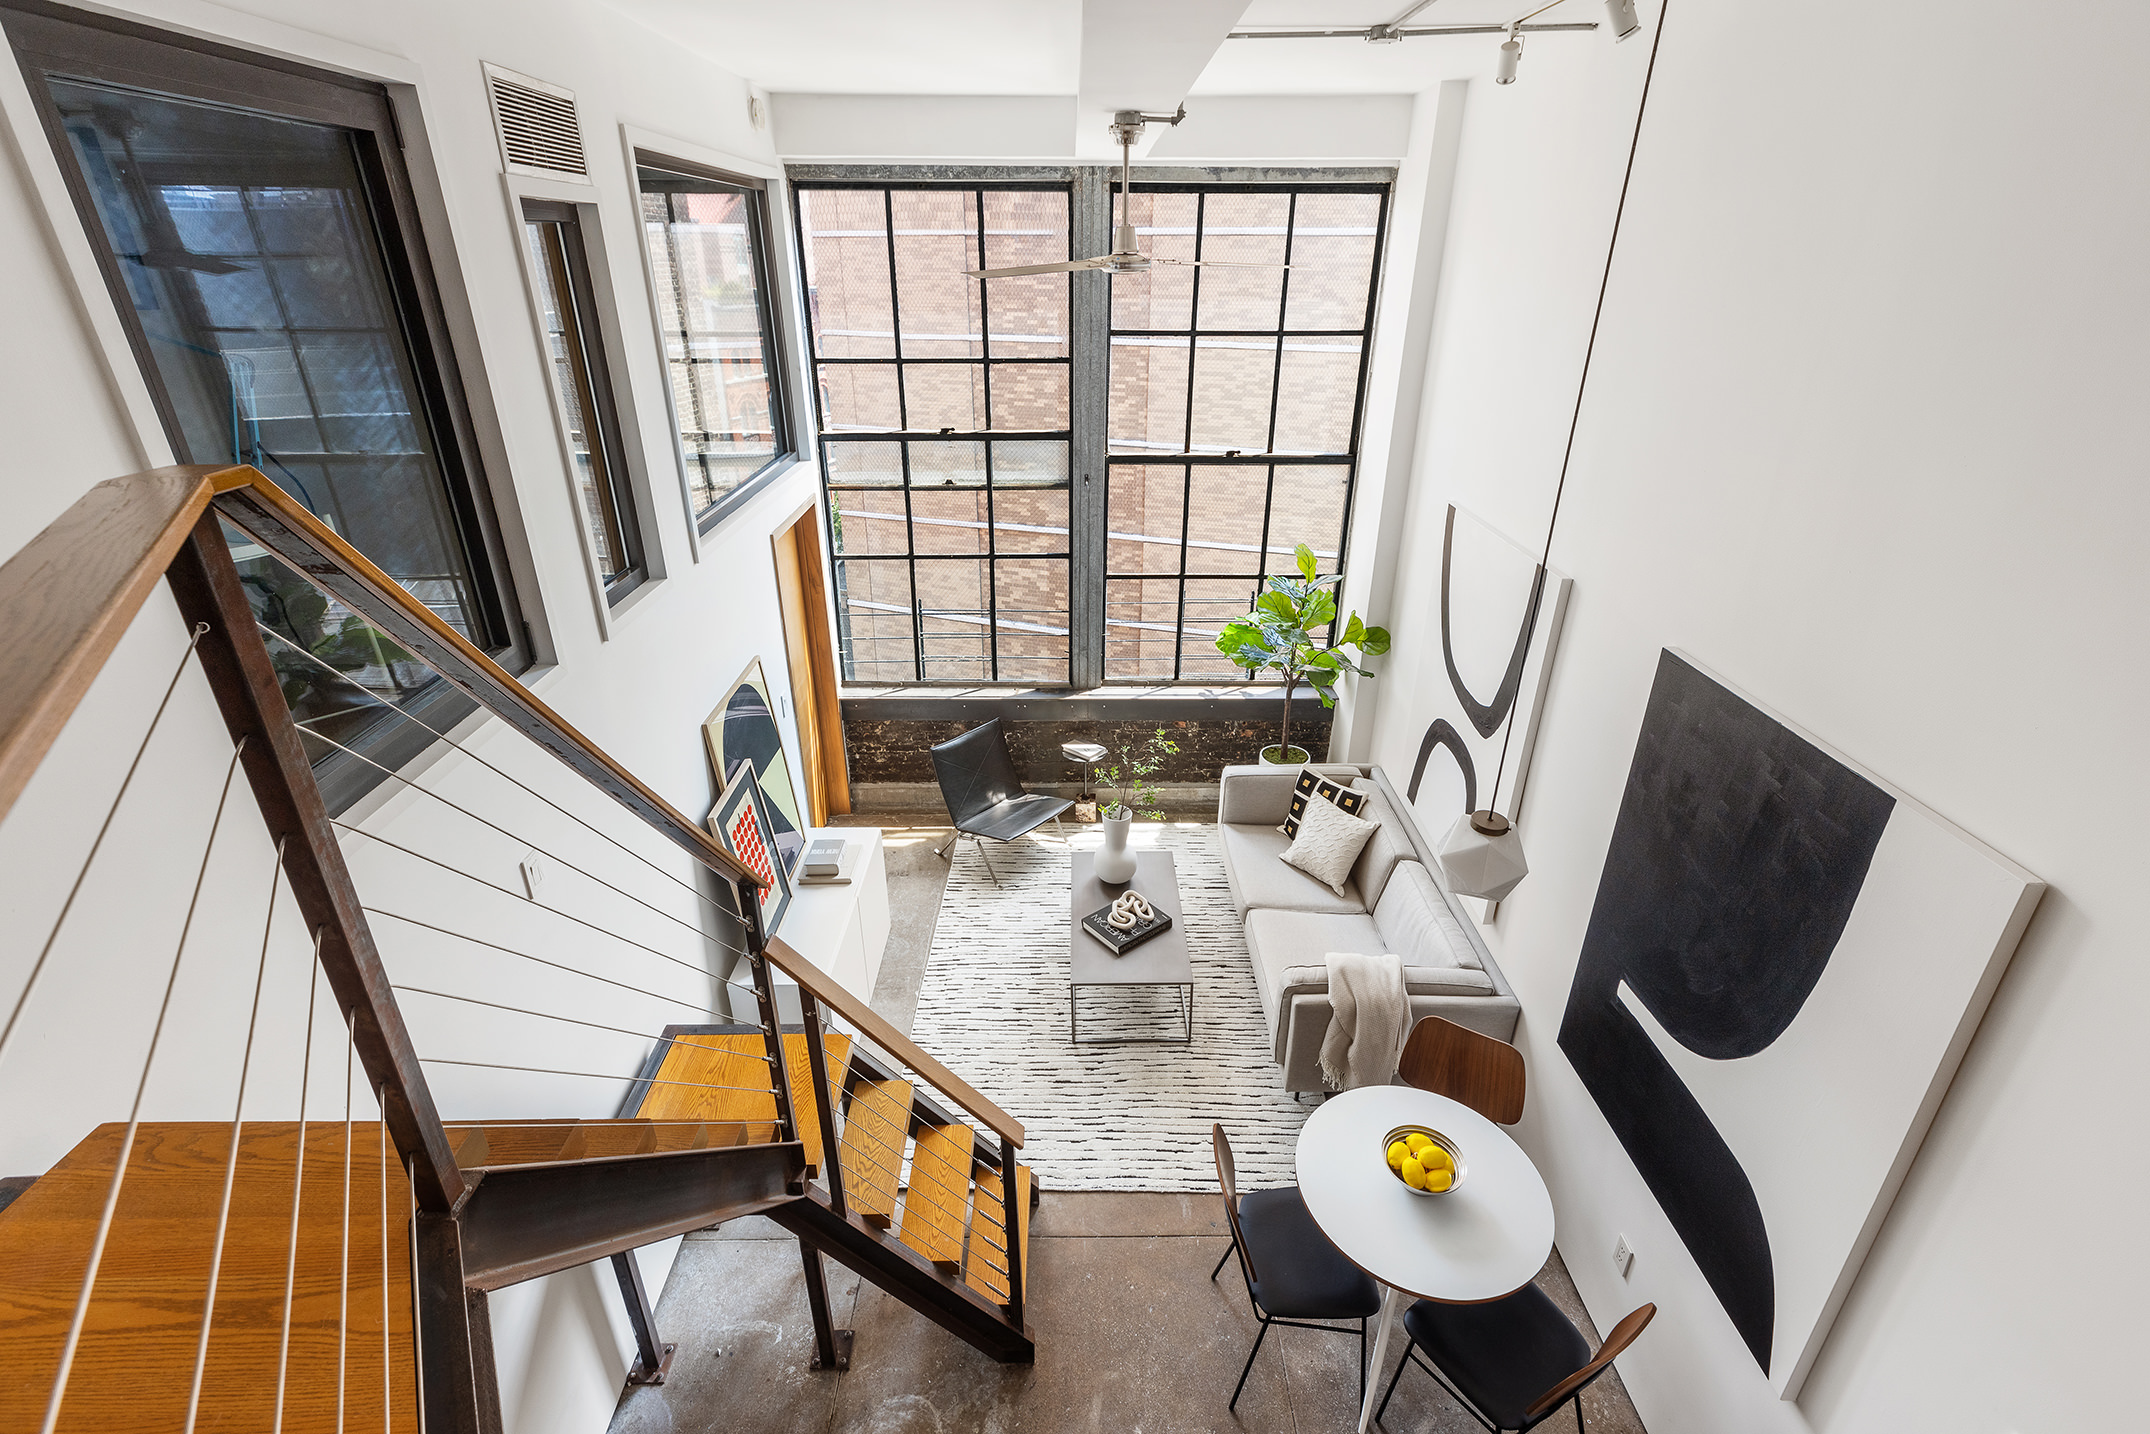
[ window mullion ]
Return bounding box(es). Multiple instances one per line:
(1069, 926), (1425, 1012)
(1067, 165), (1110, 690)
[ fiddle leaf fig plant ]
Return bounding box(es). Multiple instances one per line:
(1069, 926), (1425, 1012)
(1214, 543), (1390, 763)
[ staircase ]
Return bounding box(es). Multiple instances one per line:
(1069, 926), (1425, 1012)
(0, 464), (1040, 1433)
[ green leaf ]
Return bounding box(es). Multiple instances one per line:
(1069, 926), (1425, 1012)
(1303, 648), (1342, 669)
(1295, 543), (1317, 581)
(1301, 591), (1337, 628)
(1358, 624), (1392, 656)
(1343, 613), (1364, 645)
(1256, 590), (1297, 622)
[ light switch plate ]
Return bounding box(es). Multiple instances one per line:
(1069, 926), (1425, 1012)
(520, 857), (546, 900)
(1613, 1233), (1635, 1277)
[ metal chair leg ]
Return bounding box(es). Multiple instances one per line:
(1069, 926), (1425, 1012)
(1052, 813), (1065, 842)
(934, 829), (959, 859)
(1573, 1391), (1586, 1432)
(1228, 1317), (1270, 1411)
(974, 836), (1001, 887)
(1210, 1240), (1234, 1281)
(1375, 1337), (1414, 1424)
(1359, 1315), (1368, 1411)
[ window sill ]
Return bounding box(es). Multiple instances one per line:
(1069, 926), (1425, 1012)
(838, 684), (1311, 722)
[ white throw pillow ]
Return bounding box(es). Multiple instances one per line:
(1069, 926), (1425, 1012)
(1279, 788), (1380, 896)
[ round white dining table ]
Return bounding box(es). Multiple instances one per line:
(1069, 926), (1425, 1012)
(1296, 1084), (1555, 1433)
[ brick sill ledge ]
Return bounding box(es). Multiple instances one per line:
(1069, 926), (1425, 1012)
(839, 685), (1303, 723)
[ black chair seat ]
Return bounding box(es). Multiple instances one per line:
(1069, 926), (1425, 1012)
(1402, 1284), (1590, 1430)
(961, 791), (1074, 842)
(1239, 1186), (1381, 1320)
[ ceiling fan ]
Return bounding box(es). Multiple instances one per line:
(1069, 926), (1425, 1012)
(965, 106), (1291, 280)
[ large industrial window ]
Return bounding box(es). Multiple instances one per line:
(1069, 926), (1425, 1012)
(4, 3), (527, 806)
(796, 183), (1073, 684)
(637, 157), (793, 530)
(1105, 185), (1384, 681)
(794, 174), (1385, 688)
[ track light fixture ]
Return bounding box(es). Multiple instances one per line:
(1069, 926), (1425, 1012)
(1605, 0), (1641, 40)
(1496, 25), (1523, 83)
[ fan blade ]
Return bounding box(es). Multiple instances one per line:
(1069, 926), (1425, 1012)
(966, 256), (1114, 278)
(1149, 257), (1292, 269)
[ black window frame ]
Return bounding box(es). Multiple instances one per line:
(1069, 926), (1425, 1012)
(1, 0), (530, 810)
(520, 196), (647, 605)
(793, 177), (1077, 688)
(1103, 181), (1390, 684)
(634, 151), (798, 535)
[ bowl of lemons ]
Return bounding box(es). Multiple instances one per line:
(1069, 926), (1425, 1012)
(1384, 1125), (1465, 1196)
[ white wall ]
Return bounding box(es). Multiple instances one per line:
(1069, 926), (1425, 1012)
(1361, 3), (2150, 1431)
(0, 3), (820, 1432)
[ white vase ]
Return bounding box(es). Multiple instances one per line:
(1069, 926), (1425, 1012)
(1095, 811), (1138, 885)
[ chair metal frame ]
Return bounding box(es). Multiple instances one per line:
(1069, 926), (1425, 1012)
(1373, 1299), (1657, 1433)
(1209, 1124), (1371, 1413)
(927, 719), (1071, 887)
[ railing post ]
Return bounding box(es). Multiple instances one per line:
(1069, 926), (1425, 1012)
(736, 875), (802, 1152)
(611, 1251), (675, 1386)
(999, 1136), (1025, 1330)
(798, 988), (847, 1219)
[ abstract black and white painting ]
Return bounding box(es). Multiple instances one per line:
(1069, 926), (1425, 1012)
(1403, 505), (1572, 920)
(704, 659), (805, 875)
(1559, 650), (2043, 1398)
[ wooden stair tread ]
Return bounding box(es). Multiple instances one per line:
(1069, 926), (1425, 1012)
(0, 1121), (414, 1433)
(630, 1031), (850, 1170)
(837, 1079), (914, 1227)
(962, 1163), (1033, 1304)
(896, 1122), (974, 1267)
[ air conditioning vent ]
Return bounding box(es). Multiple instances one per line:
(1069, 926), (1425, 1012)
(483, 63), (587, 181)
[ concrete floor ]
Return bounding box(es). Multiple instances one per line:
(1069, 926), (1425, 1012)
(609, 816), (1649, 1434)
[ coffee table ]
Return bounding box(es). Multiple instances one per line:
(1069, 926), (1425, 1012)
(1068, 850), (1193, 1045)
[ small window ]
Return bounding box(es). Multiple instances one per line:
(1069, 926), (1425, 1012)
(636, 157), (793, 529)
(521, 199), (644, 602)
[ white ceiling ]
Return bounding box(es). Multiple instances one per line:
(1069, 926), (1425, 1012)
(599, 0), (1595, 99)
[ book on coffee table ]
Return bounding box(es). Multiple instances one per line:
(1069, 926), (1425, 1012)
(1079, 899), (1174, 955)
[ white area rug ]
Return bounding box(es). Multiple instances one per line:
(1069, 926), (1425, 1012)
(908, 821), (1312, 1191)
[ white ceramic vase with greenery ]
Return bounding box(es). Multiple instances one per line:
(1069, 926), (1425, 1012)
(1094, 728), (1179, 885)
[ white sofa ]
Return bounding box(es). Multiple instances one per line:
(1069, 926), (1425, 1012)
(1216, 763), (1522, 1092)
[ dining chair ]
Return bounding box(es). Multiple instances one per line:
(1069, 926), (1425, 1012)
(1208, 1122), (1382, 1412)
(927, 718), (1072, 886)
(1395, 1015), (1527, 1125)
(1374, 1287), (1655, 1432)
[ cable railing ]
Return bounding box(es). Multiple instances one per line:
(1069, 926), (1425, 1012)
(0, 462), (1035, 1430)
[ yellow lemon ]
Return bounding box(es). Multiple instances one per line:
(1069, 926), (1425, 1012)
(1405, 1132), (1434, 1154)
(1400, 1157), (1428, 1190)
(1424, 1168), (1453, 1193)
(1422, 1147), (1454, 1174)
(1387, 1140), (1409, 1170)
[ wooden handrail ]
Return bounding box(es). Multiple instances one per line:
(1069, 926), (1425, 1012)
(766, 934), (1024, 1148)
(0, 466), (217, 825)
(204, 467), (762, 888)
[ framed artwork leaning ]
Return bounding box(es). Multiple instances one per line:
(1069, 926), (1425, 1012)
(705, 658), (806, 875)
(708, 765), (793, 939)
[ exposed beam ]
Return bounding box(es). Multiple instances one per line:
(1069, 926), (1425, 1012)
(1074, 0), (1252, 158)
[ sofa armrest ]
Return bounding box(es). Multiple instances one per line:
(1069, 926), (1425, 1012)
(1277, 989), (1521, 1094)
(1217, 762), (1361, 828)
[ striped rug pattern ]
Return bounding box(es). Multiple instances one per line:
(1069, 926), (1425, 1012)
(908, 821), (1314, 1191)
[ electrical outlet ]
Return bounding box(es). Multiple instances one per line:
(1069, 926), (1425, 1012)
(520, 857), (546, 901)
(1612, 1234), (1635, 1278)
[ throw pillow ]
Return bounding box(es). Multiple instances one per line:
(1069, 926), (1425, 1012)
(1279, 766), (1368, 838)
(1280, 789), (1380, 896)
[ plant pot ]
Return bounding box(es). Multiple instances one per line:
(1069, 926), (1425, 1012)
(1095, 811), (1138, 885)
(1259, 744), (1312, 766)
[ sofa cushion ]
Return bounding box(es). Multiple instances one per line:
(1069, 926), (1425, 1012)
(1280, 766), (1370, 838)
(1279, 962), (1494, 996)
(1220, 822), (1366, 918)
(1343, 784), (1420, 908)
(1218, 763), (1364, 828)
(1374, 862), (1482, 971)
(1244, 907), (1385, 1039)
(1279, 790), (1381, 896)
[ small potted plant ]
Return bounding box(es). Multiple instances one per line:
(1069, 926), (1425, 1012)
(1093, 727), (1179, 884)
(1214, 543), (1390, 765)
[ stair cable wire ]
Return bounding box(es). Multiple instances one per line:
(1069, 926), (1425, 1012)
(39, 734), (245, 1434)
(1, 622), (209, 1077)
(185, 834), (288, 1434)
(272, 929), (326, 1434)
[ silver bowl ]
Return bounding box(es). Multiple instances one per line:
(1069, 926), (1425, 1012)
(1383, 1124), (1466, 1197)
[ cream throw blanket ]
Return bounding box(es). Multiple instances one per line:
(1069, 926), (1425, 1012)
(1319, 951), (1409, 1091)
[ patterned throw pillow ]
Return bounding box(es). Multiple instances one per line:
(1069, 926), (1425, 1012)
(1280, 766), (1369, 838)
(1280, 788), (1381, 896)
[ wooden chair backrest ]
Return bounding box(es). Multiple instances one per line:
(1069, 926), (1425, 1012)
(1395, 1015), (1526, 1125)
(1525, 1303), (1656, 1420)
(1211, 1122), (1258, 1286)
